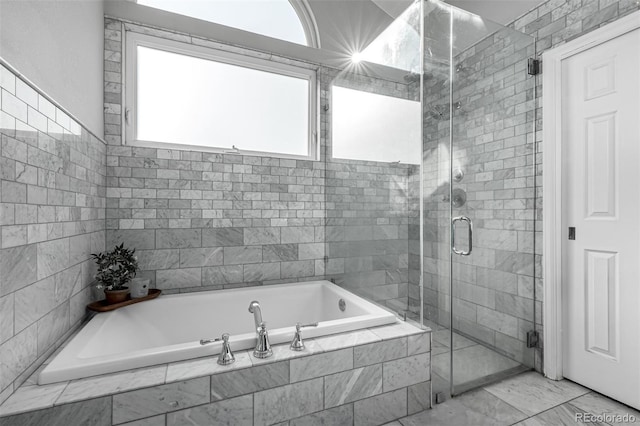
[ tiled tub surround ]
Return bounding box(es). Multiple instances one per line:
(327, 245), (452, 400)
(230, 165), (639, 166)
(39, 280), (397, 384)
(0, 321), (431, 426)
(0, 63), (106, 404)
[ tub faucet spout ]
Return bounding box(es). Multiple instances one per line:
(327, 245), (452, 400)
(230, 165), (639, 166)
(248, 300), (263, 329)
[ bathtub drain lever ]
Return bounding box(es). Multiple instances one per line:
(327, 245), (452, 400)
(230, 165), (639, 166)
(290, 322), (319, 351)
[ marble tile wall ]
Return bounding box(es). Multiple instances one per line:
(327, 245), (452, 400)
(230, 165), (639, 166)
(323, 159), (415, 313)
(0, 324), (431, 426)
(0, 64), (106, 404)
(415, 0), (640, 371)
(103, 17), (418, 313)
(507, 0), (640, 372)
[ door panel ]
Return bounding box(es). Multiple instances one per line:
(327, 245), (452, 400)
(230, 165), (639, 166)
(562, 27), (640, 409)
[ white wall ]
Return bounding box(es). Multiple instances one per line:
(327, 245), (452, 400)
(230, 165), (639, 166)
(0, 0), (104, 136)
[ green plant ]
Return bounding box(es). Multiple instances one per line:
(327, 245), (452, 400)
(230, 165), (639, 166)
(91, 243), (139, 291)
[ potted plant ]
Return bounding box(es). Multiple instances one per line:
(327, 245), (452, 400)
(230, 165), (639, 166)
(91, 243), (139, 304)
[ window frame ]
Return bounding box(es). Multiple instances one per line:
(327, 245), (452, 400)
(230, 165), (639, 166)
(124, 31), (318, 160)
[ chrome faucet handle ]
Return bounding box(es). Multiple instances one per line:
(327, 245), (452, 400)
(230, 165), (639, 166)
(290, 322), (319, 351)
(253, 321), (273, 359)
(217, 333), (235, 365)
(199, 333), (235, 365)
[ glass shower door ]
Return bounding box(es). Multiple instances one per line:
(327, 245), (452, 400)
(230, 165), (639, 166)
(448, 6), (538, 394)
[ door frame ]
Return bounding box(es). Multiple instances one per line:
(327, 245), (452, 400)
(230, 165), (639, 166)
(542, 9), (640, 381)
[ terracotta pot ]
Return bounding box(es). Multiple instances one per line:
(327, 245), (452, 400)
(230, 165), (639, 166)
(104, 287), (129, 304)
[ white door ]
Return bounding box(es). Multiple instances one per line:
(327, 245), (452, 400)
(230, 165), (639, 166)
(562, 27), (640, 409)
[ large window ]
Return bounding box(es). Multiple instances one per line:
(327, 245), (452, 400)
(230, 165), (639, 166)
(332, 86), (420, 164)
(125, 33), (317, 159)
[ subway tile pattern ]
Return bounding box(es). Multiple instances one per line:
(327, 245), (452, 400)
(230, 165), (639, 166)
(413, 0), (640, 372)
(0, 64), (106, 404)
(0, 324), (431, 426)
(103, 17), (417, 316)
(105, 20), (328, 292)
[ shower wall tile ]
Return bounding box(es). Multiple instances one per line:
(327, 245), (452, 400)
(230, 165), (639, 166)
(0, 62), (106, 403)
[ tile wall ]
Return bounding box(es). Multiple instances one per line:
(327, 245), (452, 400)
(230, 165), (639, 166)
(104, 18), (328, 292)
(511, 0), (640, 369)
(324, 71), (419, 314)
(103, 18), (419, 314)
(0, 64), (106, 404)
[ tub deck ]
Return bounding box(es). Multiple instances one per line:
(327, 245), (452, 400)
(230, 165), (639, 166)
(0, 320), (431, 426)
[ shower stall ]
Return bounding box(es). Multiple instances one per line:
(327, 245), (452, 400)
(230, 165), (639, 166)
(323, 0), (539, 399)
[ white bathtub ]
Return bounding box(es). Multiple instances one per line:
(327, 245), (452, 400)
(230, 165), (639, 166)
(39, 280), (397, 384)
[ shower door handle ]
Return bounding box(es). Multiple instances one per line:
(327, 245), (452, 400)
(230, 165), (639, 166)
(452, 216), (473, 256)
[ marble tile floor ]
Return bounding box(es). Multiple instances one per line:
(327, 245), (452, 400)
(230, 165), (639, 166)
(386, 371), (640, 426)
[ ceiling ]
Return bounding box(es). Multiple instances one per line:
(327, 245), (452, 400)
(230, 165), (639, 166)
(310, 0), (546, 54)
(370, 0), (545, 25)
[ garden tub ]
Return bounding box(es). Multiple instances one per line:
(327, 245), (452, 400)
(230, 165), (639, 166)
(38, 280), (397, 384)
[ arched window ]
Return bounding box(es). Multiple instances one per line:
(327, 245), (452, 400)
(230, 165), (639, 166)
(137, 0), (319, 47)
